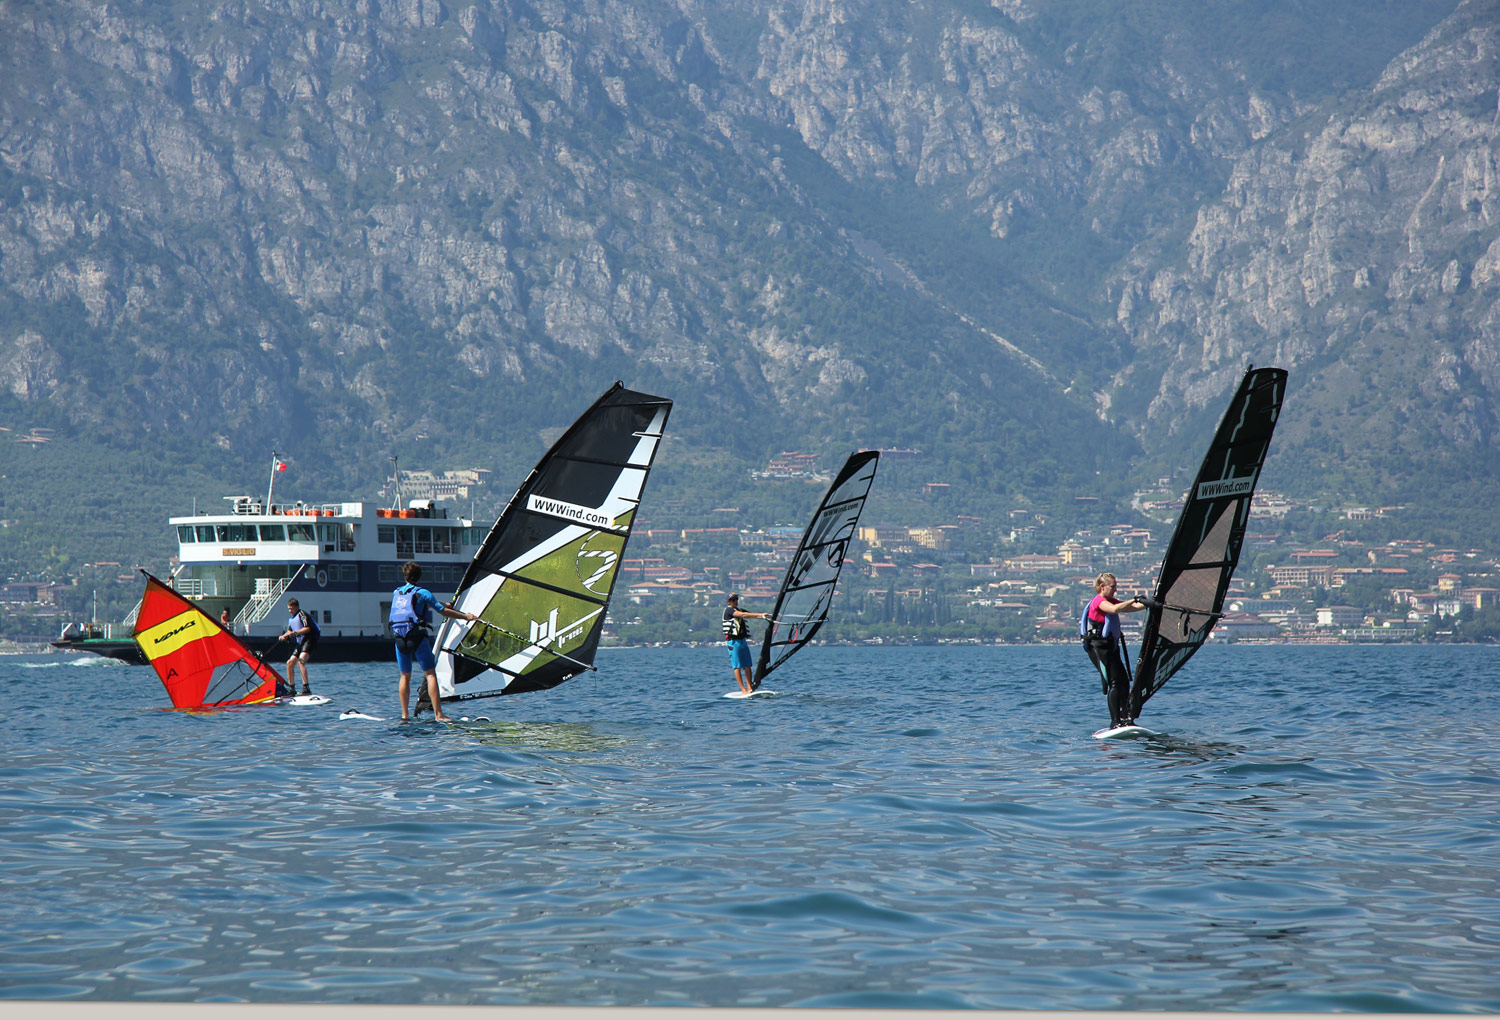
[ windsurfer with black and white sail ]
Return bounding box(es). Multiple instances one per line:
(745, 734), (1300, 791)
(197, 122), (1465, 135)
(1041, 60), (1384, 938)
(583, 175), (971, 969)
(1080, 572), (1149, 728)
(723, 593), (768, 696)
(391, 560), (479, 722)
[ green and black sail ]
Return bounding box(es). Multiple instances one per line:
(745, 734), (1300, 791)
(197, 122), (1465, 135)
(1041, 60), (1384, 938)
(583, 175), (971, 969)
(429, 383), (671, 700)
(1131, 366), (1287, 716)
(753, 450), (880, 689)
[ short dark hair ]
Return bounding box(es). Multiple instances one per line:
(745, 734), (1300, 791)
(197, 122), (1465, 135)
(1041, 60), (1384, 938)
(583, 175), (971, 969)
(403, 560), (422, 583)
(288, 599), (300, 609)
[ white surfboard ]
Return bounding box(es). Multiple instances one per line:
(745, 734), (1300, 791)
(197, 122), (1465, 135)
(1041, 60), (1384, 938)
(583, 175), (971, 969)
(339, 708), (384, 721)
(278, 693), (331, 707)
(724, 689), (777, 699)
(1092, 723), (1159, 740)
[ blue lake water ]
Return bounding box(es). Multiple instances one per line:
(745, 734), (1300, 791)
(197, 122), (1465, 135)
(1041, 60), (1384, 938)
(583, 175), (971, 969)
(2, 643), (1498, 1011)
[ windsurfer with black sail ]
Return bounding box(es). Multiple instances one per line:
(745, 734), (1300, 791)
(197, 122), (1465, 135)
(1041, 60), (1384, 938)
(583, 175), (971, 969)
(723, 593), (769, 696)
(390, 560), (480, 722)
(1080, 572), (1150, 729)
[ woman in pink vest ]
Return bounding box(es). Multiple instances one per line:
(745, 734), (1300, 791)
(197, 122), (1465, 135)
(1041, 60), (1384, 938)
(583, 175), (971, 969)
(1079, 572), (1149, 727)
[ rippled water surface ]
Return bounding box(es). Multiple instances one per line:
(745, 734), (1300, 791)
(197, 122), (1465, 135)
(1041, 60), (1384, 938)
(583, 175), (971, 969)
(3, 644), (1498, 1010)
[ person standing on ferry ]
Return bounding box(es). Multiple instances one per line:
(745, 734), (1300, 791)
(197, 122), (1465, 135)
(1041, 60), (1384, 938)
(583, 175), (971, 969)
(1079, 572), (1148, 728)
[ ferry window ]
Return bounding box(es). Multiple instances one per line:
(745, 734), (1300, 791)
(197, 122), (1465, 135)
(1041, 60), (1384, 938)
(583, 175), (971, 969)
(323, 610), (332, 624)
(395, 527), (414, 559)
(225, 524), (255, 542)
(435, 528), (452, 554)
(196, 526), (215, 542)
(216, 524), (230, 541)
(377, 526), (395, 544)
(378, 565), (399, 583)
(178, 526), (195, 543)
(339, 524), (356, 552)
(415, 527), (432, 554)
(288, 523), (316, 542)
(259, 524), (286, 542)
(341, 564), (358, 583)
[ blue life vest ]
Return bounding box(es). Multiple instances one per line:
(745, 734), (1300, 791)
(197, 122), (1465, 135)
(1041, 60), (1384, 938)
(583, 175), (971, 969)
(1079, 595), (1121, 641)
(389, 584), (427, 637)
(288, 610), (320, 643)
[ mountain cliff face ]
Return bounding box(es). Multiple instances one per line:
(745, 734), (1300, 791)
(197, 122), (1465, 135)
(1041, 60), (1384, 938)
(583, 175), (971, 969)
(1107, 0), (1500, 497)
(0, 0), (1492, 559)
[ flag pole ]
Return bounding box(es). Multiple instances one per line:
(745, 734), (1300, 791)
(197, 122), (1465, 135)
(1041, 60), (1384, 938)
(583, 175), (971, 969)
(267, 451), (279, 510)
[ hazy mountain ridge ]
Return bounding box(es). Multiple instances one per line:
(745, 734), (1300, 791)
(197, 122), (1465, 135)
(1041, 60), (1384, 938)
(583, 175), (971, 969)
(1106, 0), (1500, 494)
(0, 0), (1493, 573)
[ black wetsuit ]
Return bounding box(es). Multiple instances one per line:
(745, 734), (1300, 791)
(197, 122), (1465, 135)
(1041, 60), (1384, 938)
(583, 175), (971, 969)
(1081, 595), (1132, 726)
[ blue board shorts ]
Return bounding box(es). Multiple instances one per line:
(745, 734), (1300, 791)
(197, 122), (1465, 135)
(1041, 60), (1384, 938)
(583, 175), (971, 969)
(395, 636), (437, 674)
(726, 639), (752, 671)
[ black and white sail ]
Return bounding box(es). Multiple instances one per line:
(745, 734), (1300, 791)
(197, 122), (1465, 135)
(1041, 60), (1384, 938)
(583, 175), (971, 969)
(429, 383), (671, 701)
(753, 450), (880, 689)
(1131, 366), (1287, 716)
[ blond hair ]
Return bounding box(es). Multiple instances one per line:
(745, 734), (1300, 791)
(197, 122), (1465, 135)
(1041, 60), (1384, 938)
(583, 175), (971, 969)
(1094, 572), (1117, 593)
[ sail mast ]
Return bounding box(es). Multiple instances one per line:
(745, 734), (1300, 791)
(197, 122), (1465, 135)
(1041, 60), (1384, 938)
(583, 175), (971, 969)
(753, 450), (880, 689)
(132, 571), (285, 709)
(1130, 366), (1287, 716)
(427, 382), (672, 702)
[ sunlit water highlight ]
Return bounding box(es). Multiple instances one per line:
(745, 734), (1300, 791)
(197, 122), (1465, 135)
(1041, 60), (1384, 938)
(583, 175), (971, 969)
(2, 644), (1497, 1010)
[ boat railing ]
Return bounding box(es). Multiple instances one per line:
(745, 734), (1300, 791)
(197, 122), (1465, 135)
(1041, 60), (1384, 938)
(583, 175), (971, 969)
(238, 567), (305, 626)
(172, 576), (218, 599)
(218, 495), (356, 518)
(271, 502), (351, 517)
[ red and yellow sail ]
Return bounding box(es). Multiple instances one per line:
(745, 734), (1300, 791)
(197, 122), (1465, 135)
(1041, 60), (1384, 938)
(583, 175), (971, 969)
(132, 573), (283, 709)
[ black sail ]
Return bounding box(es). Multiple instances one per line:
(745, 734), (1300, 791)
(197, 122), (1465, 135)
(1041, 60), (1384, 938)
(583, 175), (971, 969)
(1132, 367), (1287, 716)
(753, 451), (880, 689)
(429, 383), (671, 700)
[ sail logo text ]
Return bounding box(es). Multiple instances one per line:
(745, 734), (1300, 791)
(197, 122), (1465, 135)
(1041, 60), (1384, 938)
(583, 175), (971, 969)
(1196, 476), (1257, 500)
(153, 618), (198, 645)
(528, 494), (612, 528)
(530, 608), (585, 649)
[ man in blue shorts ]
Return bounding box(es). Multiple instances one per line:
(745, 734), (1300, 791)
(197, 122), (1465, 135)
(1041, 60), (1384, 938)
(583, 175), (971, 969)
(722, 592), (769, 695)
(390, 560), (480, 722)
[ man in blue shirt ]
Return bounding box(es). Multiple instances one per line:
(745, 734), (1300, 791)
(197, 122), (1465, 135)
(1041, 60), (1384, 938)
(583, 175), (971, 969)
(390, 560), (479, 722)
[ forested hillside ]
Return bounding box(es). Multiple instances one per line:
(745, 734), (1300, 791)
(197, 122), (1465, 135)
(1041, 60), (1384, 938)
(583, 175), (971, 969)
(1, 0), (1495, 579)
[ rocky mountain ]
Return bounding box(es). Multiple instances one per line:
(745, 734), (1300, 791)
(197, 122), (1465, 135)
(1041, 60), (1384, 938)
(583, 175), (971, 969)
(0, 0), (1494, 570)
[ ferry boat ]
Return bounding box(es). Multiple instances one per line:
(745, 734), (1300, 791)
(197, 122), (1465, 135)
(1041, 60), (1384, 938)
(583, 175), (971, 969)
(54, 489), (476, 664)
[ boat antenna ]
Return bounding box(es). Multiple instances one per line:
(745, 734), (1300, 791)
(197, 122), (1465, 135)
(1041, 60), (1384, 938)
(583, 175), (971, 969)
(390, 455), (401, 510)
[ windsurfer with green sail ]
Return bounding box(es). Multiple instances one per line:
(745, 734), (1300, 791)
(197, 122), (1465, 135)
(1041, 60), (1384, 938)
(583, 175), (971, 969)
(391, 560), (479, 722)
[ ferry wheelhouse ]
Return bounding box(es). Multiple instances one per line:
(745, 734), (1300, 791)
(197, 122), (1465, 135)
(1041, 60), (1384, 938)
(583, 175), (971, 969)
(56, 494), (476, 663)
